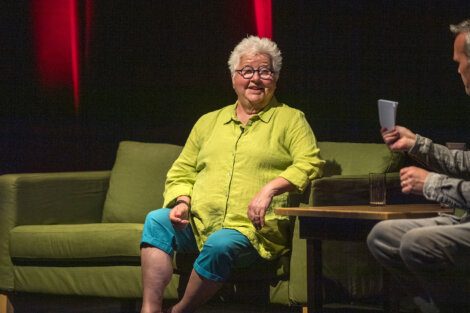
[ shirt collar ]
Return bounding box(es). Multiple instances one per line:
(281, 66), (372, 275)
(223, 97), (279, 124)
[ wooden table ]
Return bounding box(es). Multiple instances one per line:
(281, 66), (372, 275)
(275, 204), (453, 313)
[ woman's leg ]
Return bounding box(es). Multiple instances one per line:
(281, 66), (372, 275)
(172, 229), (260, 313)
(170, 269), (223, 313)
(141, 245), (174, 313)
(140, 208), (198, 313)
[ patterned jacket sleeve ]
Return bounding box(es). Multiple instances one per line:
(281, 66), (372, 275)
(408, 135), (470, 208)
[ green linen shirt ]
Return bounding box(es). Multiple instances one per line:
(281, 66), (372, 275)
(163, 98), (324, 260)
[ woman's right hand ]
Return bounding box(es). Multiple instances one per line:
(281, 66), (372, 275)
(169, 203), (190, 230)
(381, 126), (416, 151)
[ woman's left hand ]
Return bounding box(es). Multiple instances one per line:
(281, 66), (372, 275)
(248, 178), (294, 230)
(248, 189), (273, 230)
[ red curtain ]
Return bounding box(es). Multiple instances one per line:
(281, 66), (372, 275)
(32, 0), (92, 113)
(253, 0), (272, 39)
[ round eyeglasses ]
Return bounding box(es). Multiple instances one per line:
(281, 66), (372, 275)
(235, 66), (274, 80)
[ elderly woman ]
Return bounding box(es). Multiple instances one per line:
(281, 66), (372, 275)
(140, 36), (324, 313)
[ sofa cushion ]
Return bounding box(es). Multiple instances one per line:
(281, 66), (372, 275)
(317, 141), (403, 177)
(10, 223), (142, 265)
(102, 141), (182, 223)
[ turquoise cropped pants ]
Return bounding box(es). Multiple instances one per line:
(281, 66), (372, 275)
(141, 208), (261, 282)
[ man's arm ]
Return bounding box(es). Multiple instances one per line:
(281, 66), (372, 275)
(424, 173), (470, 209)
(383, 126), (470, 208)
(409, 135), (470, 179)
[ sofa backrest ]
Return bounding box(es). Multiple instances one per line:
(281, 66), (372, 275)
(101, 140), (402, 223)
(102, 141), (183, 223)
(317, 141), (403, 177)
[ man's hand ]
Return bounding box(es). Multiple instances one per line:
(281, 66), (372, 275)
(399, 166), (429, 195)
(169, 202), (190, 230)
(381, 126), (417, 151)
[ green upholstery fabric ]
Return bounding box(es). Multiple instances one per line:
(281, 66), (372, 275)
(317, 141), (403, 176)
(10, 223), (142, 264)
(14, 265), (179, 299)
(0, 171), (110, 291)
(312, 142), (405, 206)
(311, 173), (400, 206)
(311, 175), (370, 206)
(102, 141), (182, 223)
(5, 172), (109, 226)
(269, 280), (290, 304)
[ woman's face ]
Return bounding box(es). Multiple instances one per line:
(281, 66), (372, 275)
(232, 53), (277, 111)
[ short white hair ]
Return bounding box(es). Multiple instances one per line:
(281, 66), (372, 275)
(228, 36), (282, 79)
(450, 19), (470, 59)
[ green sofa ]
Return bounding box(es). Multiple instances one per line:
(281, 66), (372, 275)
(0, 140), (407, 312)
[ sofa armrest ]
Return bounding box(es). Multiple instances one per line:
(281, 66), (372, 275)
(0, 171), (110, 290)
(310, 175), (369, 206)
(0, 171), (110, 225)
(310, 173), (429, 206)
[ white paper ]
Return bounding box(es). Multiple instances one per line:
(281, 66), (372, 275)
(378, 99), (398, 130)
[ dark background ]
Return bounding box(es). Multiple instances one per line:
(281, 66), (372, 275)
(2, 1), (470, 174)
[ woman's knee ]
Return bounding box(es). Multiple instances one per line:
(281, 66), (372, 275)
(195, 230), (255, 281)
(145, 208), (171, 222)
(143, 208), (172, 231)
(198, 229), (255, 267)
(203, 230), (245, 257)
(141, 208), (175, 252)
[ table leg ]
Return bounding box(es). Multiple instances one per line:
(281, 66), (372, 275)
(306, 239), (322, 313)
(382, 269), (400, 313)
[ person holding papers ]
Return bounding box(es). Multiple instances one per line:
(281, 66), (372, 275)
(367, 20), (470, 313)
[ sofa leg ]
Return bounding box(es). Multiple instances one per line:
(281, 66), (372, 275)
(0, 294), (13, 313)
